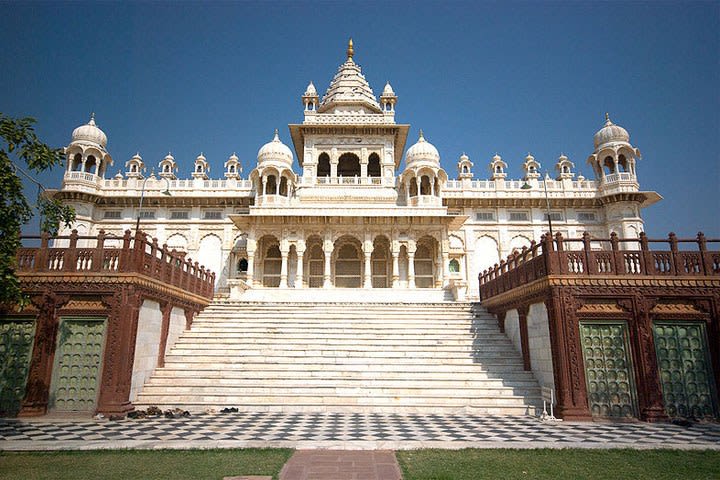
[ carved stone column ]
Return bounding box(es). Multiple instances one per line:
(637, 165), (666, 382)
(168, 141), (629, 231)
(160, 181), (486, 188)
(323, 242), (333, 288)
(19, 292), (66, 417)
(279, 248), (289, 288)
(517, 305), (531, 371)
(391, 252), (400, 288)
(95, 288), (142, 416)
(627, 296), (668, 422)
(295, 248), (305, 289)
(156, 301), (173, 368)
(363, 241), (373, 289)
(407, 251), (416, 289)
(544, 289), (592, 420)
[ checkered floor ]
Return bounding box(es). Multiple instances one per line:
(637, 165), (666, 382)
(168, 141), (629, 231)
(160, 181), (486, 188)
(2, 413), (719, 448)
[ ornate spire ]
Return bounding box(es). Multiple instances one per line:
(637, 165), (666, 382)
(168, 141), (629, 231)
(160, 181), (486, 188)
(605, 112), (613, 126)
(347, 38), (354, 61)
(89, 112), (96, 126)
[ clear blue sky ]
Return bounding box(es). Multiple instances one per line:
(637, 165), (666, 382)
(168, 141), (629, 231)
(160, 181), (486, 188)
(2, 1), (718, 238)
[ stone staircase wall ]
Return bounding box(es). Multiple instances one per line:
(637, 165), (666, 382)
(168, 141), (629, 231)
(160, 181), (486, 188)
(134, 301), (542, 415)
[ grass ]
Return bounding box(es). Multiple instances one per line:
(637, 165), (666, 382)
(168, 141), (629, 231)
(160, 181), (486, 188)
(0, 448), (293, 480)
(396, 448), (720, 480)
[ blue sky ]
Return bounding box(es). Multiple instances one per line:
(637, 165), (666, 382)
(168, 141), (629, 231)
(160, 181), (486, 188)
(2, 1), (718, 238)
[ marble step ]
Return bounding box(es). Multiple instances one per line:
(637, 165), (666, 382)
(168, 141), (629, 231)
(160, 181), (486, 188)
(145, 374), (539, 386)
(151, 367), (537, 379)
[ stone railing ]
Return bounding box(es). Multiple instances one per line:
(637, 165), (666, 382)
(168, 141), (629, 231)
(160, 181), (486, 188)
(479, 232), (720, 299)
(16, 229), (215, 300)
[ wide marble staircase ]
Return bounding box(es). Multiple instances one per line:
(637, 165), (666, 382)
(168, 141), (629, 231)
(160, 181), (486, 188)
(134, 300), (542, 415)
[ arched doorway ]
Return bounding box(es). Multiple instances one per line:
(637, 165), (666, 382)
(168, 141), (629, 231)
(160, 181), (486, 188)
(337, 153), (360, 177)
(415, 237), (437, 288)
(334, 238), (362, 287)
(263, 245), (281, 287)
(371, 237), (390, 288)
(367, 153), (381, 177)
(317, 153), (330, 177)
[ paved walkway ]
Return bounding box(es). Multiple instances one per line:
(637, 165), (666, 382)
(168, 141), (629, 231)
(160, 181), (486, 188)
(279, 450), (402, 480)
(1, 412), (719, 451)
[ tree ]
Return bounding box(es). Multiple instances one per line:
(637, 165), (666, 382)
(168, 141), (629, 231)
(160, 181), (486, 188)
(0, 114), (75, 306)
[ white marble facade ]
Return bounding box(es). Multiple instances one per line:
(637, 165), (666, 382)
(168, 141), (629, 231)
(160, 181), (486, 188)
(56, 41), (660, 300)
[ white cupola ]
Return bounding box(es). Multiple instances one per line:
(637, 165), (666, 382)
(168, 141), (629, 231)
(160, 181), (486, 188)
(522, 153), (541, 180)
(159, 153), (177, 180)
(225, 152), (242, 179)
(257, 129), (294, 168)
(65, 113), (113, 178)
(302, 81), (319, 112)
(405, 130), (441, 169)
(380, 81), (397, 113)
(192, 153), (209, 179)
(457, 153), (473, 179)
(586, 113), (641, 185)
(71, 113), (108, 149)
(555, 154), (575, 180)
(125, 153), (145, 179)
(489, 153), (507, 180)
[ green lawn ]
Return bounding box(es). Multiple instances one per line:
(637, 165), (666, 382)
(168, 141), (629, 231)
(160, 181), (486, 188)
(0, 449), (294, 480)
(396, 449), (720, 480)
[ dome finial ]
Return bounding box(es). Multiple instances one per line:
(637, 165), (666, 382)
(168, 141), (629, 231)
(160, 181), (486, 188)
(89, 112), (96, 126)
(419, 129), (424, 141)
(605, 112), (613, 126)
(347, 38), (354, 61)
(273, 128), (279, 141)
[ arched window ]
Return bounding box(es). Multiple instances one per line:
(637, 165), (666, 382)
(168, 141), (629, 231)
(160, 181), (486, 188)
(85, 155), (97, 174)
(131, 165), (137, 173)
(265, 175), (277, 194)
(495, 165), (502, 173)
(229, 165), (235, 173)
(462, 165), (468, 173)
(71, 153), (82, 171)
(338, 152), (361, 177)
(618, 154), (628, 172)
(237, 258), (248, 272)
(196, 165), (203, 173)
(164, 164), (170, 173)
(449, 259), (460, 273)
(414, 244), (435, 288)
(603, 156), (614, 175)
(420, 175), (431, 195)
(409, 178), (418, 196)
(562, 165), (569, 174)
(335, 242), (361, 288)
(367, 153), (381, 177)
(279, 176), (288, 196)
(317, 153), (330, 177)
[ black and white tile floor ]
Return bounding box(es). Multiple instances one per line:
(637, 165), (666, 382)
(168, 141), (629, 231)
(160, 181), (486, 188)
(1, 413), (719, 450)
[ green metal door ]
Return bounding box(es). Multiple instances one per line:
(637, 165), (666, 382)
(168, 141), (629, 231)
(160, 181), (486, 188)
(653, 322), (717, 419)
(0, 318), (36, 416)
(580, 322), (638, 418)
(50, 317), (106, 412)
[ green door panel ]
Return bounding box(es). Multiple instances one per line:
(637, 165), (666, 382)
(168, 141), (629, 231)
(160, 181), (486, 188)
(653, 322), (717, 419)
(0, 318), (36, 416)
(50, 317), (106, 412)
(580, 322), (638, 418)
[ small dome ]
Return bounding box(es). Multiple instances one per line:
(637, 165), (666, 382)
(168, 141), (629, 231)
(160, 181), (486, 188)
(71, 113), (107, 148)
(304, 81), (317, 96)
(492, 153), (502, 162)
(130, 152), (142, 162)
(257, 129), (294, 166)
(593, 113), (630, 149)
(382, 82), (395, 96)
(162, 152), (175, 163)
(405, 130), (440, 166)
(196, 152), (207, 162)
(525, 153), (535, 163)
(459, 153), (469, 162)
(228, 152), (239, 162)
